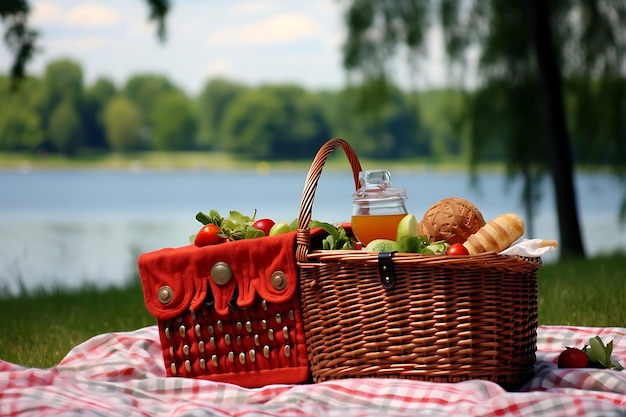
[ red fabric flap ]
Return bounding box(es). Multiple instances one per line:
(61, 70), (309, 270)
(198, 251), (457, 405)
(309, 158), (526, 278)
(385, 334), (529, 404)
(138, 231), (298, 320)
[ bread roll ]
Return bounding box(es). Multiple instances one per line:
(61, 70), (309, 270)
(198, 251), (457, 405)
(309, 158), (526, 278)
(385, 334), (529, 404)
(462, 213), (525, 254)
(419, 197), (485, 244)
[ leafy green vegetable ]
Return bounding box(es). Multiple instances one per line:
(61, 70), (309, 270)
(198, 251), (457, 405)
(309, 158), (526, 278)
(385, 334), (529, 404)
(398, 235), (429, 253)
(196, 209), (264, 241)
(245, 227), (265, 239)
(422, 241), (450, 255)
(194, 210), (356, 249)
(309, 220), (355, 250)
(586, 336), (624, 370)
(220, 210), (256, 240)
(196, 210), (223, 227)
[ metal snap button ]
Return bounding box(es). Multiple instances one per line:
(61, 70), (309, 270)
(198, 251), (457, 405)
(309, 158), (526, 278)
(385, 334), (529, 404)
(270, 271), (287, 291)
(211, 262), (232, 285)
(158, 286), (173, 304)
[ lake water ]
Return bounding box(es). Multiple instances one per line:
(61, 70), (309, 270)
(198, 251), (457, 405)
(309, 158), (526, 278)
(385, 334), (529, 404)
(1, 167), (625, 294)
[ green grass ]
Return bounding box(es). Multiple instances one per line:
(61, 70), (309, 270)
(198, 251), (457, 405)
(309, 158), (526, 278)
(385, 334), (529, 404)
(0, 253), (624, 369)
(0, 278), (154, 368)
(0, 150), (486, 173)
(0, 150), (286, 171)
(537, 252), (626, 327)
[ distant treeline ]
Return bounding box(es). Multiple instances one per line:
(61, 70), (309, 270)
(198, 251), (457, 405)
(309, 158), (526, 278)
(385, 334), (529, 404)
(0, 58), (616, 164)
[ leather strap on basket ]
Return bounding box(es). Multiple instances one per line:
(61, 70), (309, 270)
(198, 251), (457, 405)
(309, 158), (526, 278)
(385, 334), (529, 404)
(377, 252), (397, 289)
(296, 139), (362, 262)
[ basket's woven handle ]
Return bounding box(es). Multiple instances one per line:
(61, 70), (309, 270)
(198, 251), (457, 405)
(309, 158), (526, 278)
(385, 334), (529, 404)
(296, 138), (362, 262)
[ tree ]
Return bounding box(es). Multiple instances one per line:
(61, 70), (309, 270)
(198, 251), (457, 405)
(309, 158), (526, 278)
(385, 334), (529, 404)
(220, 88), (287, 159)
(102, 95), (143, 151)
(373, 84), (427, 158)
(0, 0), (37, 89)
(528, 0), (583, 258)
(197, 78), (249, 150)
(341, 0), (626, 259)
(1, 0), (169, 86)
(413, 88), (468, 161)
(347, 80), (431, 159)
(0, 107), (42, 150)
(82, 77), (117, 149)
(151, 91), (197, 150)
(220, 84), (331, 159)
(48, 97), (82, 155)
(39, 59), (85, 152)
(43, 59), (83, 104)
(0, 75), (44, 150)
(265, 84), (331, 158)
(123, 74), (179, 145)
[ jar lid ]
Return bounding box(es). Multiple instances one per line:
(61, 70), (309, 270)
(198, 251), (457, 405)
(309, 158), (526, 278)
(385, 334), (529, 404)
(352, 169), (407, 203)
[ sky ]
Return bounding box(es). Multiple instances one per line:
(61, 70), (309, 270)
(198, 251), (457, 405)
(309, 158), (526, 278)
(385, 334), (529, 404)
(0, 0), (455, 95)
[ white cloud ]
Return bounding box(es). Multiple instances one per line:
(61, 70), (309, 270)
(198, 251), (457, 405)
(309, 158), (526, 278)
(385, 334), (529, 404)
(129, 19), (156, 38)
(232, 1), (277, 15)
(48, 36), (111, 52)
(31, 1), (120, 28)
(208, 13), (320, 47)
(0, 0), (458, 94)
(66, 3), (120, 28)
(30, 2), (63, 23)
(30, 2), (63, 24)
(204, 59), (233, 80)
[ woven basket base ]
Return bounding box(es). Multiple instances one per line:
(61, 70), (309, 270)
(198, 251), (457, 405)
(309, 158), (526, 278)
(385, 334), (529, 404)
(299, 251), (539, 389)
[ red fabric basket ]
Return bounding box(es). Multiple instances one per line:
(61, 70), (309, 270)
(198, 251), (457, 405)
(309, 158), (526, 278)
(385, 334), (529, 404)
(138, 231), (310, 388)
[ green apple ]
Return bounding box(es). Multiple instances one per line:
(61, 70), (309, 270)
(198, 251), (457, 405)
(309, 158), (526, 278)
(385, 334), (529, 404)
(269, 221), (292, 236)
(396, 213), (419, 241)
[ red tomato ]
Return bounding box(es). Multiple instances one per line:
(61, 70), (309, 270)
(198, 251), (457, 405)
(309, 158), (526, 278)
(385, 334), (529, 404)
(252, 218), (275, 236)
(447, 243), (470, 256)
(194, 224), (225, 247)
(558, 348), (589, 368)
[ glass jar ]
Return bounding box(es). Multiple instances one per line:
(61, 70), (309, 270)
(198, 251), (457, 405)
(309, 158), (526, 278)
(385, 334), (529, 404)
(351, 169), (408, 245)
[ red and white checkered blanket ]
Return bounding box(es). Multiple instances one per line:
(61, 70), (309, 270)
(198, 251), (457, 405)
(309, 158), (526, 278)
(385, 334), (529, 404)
(1, 325), (625, 416)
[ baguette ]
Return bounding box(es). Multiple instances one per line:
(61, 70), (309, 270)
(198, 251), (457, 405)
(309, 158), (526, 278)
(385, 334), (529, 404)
(462, 213), (525, 254)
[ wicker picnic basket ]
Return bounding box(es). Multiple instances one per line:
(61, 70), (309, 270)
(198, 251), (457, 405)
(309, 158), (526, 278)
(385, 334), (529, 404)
(295, 139), (540, 388)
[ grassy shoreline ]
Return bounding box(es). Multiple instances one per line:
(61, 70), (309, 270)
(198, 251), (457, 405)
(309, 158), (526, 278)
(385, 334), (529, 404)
(0, 150), (495, 173)
(1, 252), (624, 368)
(2, 149), (617, 174)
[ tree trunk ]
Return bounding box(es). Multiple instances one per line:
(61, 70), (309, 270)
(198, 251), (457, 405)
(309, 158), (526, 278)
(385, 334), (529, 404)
(530, 0), (586, 259)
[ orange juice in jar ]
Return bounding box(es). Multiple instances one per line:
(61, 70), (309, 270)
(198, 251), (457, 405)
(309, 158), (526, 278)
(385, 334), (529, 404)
(351, 170), (408, 246)
(351, 213), (406, 246)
